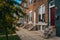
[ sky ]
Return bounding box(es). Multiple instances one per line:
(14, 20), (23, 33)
(14, 0), (21, 4)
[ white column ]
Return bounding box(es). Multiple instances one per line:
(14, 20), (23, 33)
(34, 12), (36, 26)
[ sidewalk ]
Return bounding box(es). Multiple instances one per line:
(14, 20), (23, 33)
(16, 27), (60, 40)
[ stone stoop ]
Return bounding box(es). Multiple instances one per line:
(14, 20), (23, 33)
(22, 23), (36, 31)
(42, 26), (56, 39)
(49, 26), (56, 37)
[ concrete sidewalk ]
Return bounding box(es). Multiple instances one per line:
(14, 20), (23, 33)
(16, 28), (60, 40)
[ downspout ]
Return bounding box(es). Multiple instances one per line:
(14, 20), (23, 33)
(48, 0), (50, 26)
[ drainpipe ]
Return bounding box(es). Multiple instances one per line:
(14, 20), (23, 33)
(48, 0), (50, 27)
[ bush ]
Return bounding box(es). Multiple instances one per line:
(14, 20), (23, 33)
(0, 35), (21, 40)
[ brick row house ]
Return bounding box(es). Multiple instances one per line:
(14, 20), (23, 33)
(21, 0), (55, 32)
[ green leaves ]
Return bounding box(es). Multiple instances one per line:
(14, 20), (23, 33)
(0, 0), (26, 30)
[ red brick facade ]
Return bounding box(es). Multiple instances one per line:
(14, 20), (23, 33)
(22, 0), (48, 24)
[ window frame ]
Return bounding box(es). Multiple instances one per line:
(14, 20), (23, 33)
(38, 4), (45, 22)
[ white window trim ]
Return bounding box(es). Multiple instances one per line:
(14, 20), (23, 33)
(49, 0), (55, 8)
(49, 5), (55, 8)
(49, 3), (55, 26)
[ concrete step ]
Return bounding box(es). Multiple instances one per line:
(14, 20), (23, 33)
(16, 28), (60, 40)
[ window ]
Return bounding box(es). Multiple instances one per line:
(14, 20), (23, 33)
(38, 6), (42, 14)
(38, 4), (45, 22)
(38, 14), (41, 22)
(42, 5), (45, 14)
(50, 0), (55, 7)
(23, 3), (27, 11)
(42, 14), (45, 22)
(24, 3), (27, 8)
(29, 0), (32, 5)
(29, 11), (32, 21)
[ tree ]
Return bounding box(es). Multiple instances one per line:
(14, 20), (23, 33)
(0, 0), (26, 40)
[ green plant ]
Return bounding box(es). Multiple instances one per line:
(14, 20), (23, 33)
(0, 35), (21, 40)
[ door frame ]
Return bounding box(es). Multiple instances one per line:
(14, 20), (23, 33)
(49, 3), (55, 26)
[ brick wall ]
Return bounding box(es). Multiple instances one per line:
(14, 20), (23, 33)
(23, 0), (48, 24)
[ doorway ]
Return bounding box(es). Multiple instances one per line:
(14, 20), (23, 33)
(49, 2), (55, 26)
(50, 7), (55, 26)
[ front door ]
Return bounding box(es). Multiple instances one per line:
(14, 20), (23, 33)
(50, 7), (55, 26)
(55, 0), (60, 37)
